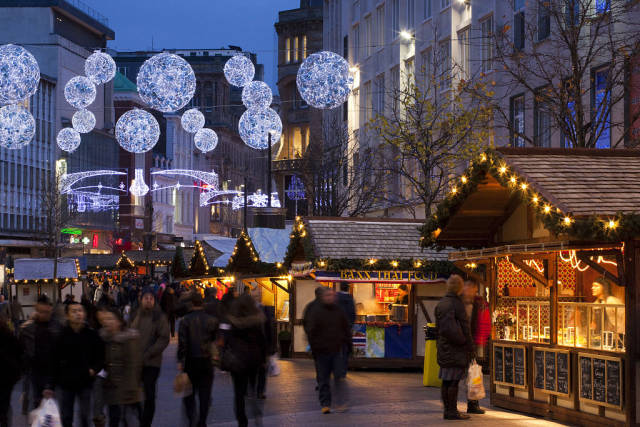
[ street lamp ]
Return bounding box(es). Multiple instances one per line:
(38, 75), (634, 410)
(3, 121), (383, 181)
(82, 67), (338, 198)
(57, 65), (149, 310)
(399, 30), (414, 41)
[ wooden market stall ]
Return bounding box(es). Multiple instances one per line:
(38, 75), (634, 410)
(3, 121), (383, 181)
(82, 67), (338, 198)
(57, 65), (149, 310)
(284, 217), (456, 368)
(423, 148), (640, 426)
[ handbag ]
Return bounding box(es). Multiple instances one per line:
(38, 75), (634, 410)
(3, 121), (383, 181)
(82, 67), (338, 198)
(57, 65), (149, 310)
(466, 359), (486, 400)
(219, 345), (245, 373)
(173, 372), (192, 398)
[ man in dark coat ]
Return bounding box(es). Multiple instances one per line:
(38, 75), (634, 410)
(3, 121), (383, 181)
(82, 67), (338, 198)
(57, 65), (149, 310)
(54, 302), (104, 427)
(160, 285), (178, 337)
(303, 287), (351, 414)
(435, 275), (474, 420)
(0, 313), (22, 427)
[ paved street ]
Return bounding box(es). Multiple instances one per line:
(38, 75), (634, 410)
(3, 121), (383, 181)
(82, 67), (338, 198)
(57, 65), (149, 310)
(11, 339), (566, 427)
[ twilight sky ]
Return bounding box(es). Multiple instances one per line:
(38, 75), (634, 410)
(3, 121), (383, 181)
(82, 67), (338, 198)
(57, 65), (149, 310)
(82, 0), (301, 91)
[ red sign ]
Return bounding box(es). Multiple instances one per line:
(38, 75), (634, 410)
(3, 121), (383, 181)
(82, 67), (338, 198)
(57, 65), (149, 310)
(92, 233), (99, 248)
(375, 284), (400, 303)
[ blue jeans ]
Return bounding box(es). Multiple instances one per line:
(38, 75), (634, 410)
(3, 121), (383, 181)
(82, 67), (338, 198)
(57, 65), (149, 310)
(315, 351), (348, 408)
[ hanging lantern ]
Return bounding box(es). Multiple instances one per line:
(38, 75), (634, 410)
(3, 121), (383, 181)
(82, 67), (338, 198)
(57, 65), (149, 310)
(64, 76), (96, 109)
(129, 168), (149, 197)
(115, 108), (160, 153)
(238, 107), (282, 150)
(0, 104), (35, 149)
(241, 81), (272, 109)
(0, 44), (40, 105)
(137, 53), (196, 113)
(223, 54), (255, 87)
(181, 108), (205, 133)
(72, 109), (96, 134)
(57, 127), (81, 153)
(296, 51), (353, 109)
(84, 50), (116, 84)
(194, 128), (218, 153)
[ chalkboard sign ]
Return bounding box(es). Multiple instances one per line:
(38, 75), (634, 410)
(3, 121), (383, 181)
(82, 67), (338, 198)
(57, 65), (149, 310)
(545, 351), (556, 391)
(557, 353), (569, 395)
(580, 356), (592, 400)
(606, 360), (621, 407)
(494, 346), (504, 383)
(504, 347), (514, 384)
(534, 350), (544, 389)
(593, 358), (606, 403)
(514, 347), (525, 386)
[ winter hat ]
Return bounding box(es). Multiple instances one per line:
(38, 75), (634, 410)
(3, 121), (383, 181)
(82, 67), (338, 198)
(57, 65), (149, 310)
(141, 286), (155, 299)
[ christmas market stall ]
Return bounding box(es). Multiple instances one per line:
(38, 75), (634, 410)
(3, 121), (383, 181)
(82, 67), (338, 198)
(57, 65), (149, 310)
(284, 217), (456, 368)
(183, 239), (234, 297)
(423, 147), (640, 426)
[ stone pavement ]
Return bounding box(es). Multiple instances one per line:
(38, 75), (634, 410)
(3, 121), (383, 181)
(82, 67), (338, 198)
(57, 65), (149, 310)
(12, 340), (565, 426)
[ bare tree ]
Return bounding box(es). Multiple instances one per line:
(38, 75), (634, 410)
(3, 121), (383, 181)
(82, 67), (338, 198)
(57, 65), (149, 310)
(480, 0), (640, 148)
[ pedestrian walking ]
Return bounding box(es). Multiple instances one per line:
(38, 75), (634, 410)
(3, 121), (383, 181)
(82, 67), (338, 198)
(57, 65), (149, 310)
(10, 296), (24, 331)
(435, 275), (474, 420)
(0, 313), (22, 427)
(224, 294), (268, 427)
(303, 287), (351, 414)
(131, 288), (170, 427)
(160, 285), (178, 338)
(177, 291), (219, 427)
(98, 307), (143, 427)
(19, 295), (61, 411)
(54, 302), (104, 427)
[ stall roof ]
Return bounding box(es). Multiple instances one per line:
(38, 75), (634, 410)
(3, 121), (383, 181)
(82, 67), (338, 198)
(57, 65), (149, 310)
(304, 217), (448, 261)
(248, 226), (293, 264)
(85, 249), (195, 270)
(14, 258), (79, 280)
(203, 236), (237, 267)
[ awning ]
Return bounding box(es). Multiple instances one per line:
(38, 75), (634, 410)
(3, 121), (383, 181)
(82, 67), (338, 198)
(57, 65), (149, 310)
(14, 258), (79, 280)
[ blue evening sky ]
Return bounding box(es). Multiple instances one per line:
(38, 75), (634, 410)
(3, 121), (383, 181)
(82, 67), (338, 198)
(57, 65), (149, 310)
(82, 0), (301, 92)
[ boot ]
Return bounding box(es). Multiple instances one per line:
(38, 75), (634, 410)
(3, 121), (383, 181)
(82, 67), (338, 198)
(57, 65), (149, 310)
(441, 384), (450, 418)
(467, 400), (485, 414)
(444, 384), (470, 420)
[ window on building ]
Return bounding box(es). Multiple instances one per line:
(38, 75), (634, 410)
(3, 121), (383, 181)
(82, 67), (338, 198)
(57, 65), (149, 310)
(302, 35), (308, 59)
(377, 5), (385, 47)
(390, 66), (400, 111)
(352, 88), (360, 130)
(375, 74), (385, 115)
(285, 38), (291, 63)
(293, 36), (299, 62)
(365, 14), (372, 57)
(364, 81), (372, 123)
(353, 24), (360, 63)
(352, 0), (360, 21)
(534, 89), (552, 147)
(458, 28), (470, 80)
(514, 11), (525, 50)
(424, 0), (432, 19)
(510, 94), (525, 147)
(538, 2), (550, 41)
(344, 35), (349, 58)
(117, 66), (127, 78)
(441, 0), (450, 9)
(408, 0), (415, 29)
(596, 0), (611, 14)
(421, 48), (432, 90)
(481, 16), (493, 72)
(439, 40), (451, 90)
(565, 1), (579, 26)
(392, 0), (400, 37)
(593, 67), (611, 148)
(405, 57), (414, 88)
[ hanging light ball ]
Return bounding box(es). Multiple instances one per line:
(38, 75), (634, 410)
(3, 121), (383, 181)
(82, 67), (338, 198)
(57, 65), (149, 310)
(0, 104), (35, 149)
(137, 52), (196, 113)
(223, 55), (255, 87)
(129, 169), (149, 197)
(296, 51), (353, 109)
(0, 44), (40, 105)
(72, 109), (96, 134)
(238, 107), (282, 150)
(194, 128), (218, 153)
(242, 81), (273, 109)
(84, 50), (116, 84)
(115, 108), (160, 153)
(181, 108), (205, 133)
(64, 76), (96, 109)
(56, 127), (81, 153)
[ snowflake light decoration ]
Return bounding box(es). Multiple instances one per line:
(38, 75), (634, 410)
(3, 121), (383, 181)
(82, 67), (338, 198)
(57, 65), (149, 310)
(194, 128), (218, 153)
(242, 81), (273, 109)
(115, 108), (160, 153)
(181, 108), (205, 133)
(64, 76), (96, 109)
(224, 55), (255, 87)
(129, 169), (149, 197)
(72, 109), (96, 134)
(238, 107), (282, 150)
(296, 51), (353, 109)
(137, 53), (196, 112)
(57, 127), (81, 152)
(0, 104), (35, 149)
(230, 191), (281, 210)
(84, 50), (116, 84)
(0, 44), (40, 105)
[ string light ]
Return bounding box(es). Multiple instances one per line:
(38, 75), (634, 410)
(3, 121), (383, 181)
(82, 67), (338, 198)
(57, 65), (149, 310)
(520, 183), (528, 191)
(0, 104), (35, 149)
(224, 54), (255, 87)
(563, 216), (572, 226)
(59, 170), (126, 194)
(0, 44), (40, 105)
(498, 166), (507, 175)
(85, 50), (116, 85)
(116, 108), (160, 153)
(64, 76), (96, 109)
(531, 195), (539, 204)
(543, 205), (551, 214)
(296, 51), (353, 109)
(461, 176), (468, 183)
(129, 169), (149, 197)
(137, 52), (196, 112)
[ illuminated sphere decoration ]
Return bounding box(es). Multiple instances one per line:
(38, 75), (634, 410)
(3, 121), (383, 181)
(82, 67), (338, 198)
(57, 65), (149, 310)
(181, 108), (205, 133)
(57, 127), (81, 153)
(64, 76), (96, 109)
(85, 50), (116, 84)
(238, 107), (282, 150)
(242, 81), (273, 109)
(0, 104), (35, 149)
(0, 44), (40, 105)
(223, 55), (255, 87)
(137, 53), (196, 113)
(296, 51), (353, 109)
(72, 109), (96, 134)
(194, 128), (218, 153)
(115, 109), (160, 153)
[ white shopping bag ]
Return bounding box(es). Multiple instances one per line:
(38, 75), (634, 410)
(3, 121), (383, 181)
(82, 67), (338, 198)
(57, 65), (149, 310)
(31, 398), (62, 427)
(467, 360), (486, 401)
(268, 355), (281, 377)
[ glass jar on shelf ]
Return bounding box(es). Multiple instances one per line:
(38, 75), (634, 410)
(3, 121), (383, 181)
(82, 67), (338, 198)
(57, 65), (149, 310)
(558, 302), (625, 352)
(516, 300), (550, 343)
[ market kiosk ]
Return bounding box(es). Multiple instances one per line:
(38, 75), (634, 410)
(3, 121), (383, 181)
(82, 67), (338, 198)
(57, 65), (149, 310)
(284, 217), (455, 368)
(423, 148), (640, 426)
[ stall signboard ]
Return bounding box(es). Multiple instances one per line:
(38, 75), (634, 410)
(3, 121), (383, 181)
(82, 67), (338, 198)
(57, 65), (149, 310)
(315, 270), (441, 283)
(375, 283), (400, 303)
(533, 347), (570, 396)
(578, 353), (622, 409)
(493, 344), (527, 389)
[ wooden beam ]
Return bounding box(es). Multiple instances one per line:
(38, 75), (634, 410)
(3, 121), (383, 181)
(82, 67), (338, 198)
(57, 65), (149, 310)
(510, 258), (548, 287)
(487, 193), (521, 241)
(576, 254), (622, 286)
(456, 209), (507, 217)
(453, 260), (485, 283)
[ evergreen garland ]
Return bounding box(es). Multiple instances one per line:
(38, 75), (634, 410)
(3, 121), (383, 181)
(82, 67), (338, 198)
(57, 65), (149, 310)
(283, 217), (315, 268)
(189, 240), (210, 277)
(171, 245), (188, 278)
(227, 231), (261, 274)
(116, 252), (135, 269)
